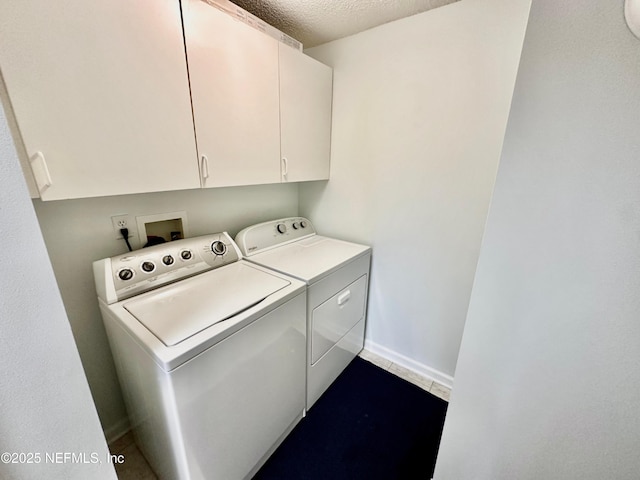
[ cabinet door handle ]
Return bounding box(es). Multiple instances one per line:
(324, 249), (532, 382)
(29, 151), (52, 194)
(200, 155), (210, 183)
(282, 157), (288, 179)
(337, 290), (351, 306)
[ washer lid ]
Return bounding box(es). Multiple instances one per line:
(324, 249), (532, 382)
(248, 236), (371, 284)
(123, 262), (290, 346)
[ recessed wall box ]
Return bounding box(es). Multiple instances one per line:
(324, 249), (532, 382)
(136, 211), (188, 247)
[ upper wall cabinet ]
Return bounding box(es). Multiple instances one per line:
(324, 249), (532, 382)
(182, 0), (281, 188)
(279, 44), (333, 183)
(0, 0), (200, 201)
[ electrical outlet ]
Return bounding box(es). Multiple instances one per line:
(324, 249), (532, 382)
(111, 214), (137, 240)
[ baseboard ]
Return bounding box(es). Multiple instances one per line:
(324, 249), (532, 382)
(363, 340), (454, 389)
(104, 416), (130, 445)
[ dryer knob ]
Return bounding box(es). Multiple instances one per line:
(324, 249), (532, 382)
(162, 255), (174, 266)
(141, 261), (155, 273)
(300, 221), (307, 228)
(292, 222), (299, 230)
(276, 223), (287, 234)
(180, 250), (193, 260)
(118, 268), (134, 281)
(211, 241), (227, 256)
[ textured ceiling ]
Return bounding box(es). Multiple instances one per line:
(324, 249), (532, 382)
(230, 0), (461, 48)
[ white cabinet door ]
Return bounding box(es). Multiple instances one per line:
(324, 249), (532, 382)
(182, 0), (281, 188)
(0, 0), (200, 201)
(279, 44), (333, 183)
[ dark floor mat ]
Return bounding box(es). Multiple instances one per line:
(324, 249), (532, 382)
(253, 357), (448, 480)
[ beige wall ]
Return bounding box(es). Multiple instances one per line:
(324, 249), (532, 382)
(0, 99), (116, 480)
(435, 1), (640, 478)
(301, 0), (531, 383)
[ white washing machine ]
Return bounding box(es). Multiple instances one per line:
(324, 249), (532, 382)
(235, 217), (371, 409)
(93, 232), (306, 480)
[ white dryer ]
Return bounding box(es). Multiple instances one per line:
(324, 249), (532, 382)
(235, 218), (371, 409)
(94, 232), (306, 480)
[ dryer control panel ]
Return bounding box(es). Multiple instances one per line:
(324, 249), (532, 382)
(235, 217), (316, 257)
(94, 232), (242, 304)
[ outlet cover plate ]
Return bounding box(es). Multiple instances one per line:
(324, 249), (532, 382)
(111, 214), (137, 240)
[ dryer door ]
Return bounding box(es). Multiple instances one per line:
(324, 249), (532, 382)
(311, 274), (367, 364)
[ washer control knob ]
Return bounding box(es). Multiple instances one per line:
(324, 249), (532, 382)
(162, 255), (174, 266)
(292, 222), (299, 230)
(180, 249), (193, 261)
(141, 261), (155, 273)
(276, 223), (287, 234)
(211, 241), (227, 256)
(300, 220), (307, 228)
(118, 268), (134, 281)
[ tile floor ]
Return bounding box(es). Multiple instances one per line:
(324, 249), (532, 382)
(108, 349), (451, 479)
(109, 432), (156, 480)
(358, 349), (452, 402)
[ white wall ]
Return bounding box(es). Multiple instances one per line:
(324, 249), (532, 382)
(33, 184), (298, 439)
(300, 0), (531, 383)
(434, 1), (640, 478)
(0, 99), (116, 479)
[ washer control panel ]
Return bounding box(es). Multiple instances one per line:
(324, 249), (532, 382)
(94, 232), (242, 304)
(235, 217), (316, 256)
